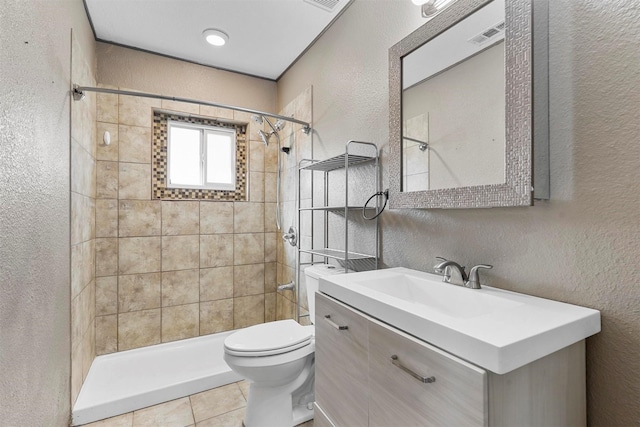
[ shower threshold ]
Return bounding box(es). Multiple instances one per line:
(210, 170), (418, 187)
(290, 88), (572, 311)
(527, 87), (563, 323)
(72, 330), (242, 426)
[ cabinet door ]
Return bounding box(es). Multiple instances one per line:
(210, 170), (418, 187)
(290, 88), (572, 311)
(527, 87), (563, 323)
(314, 403), (337, 427)
(315, 293), (369, 427)
(369, 320), (488, 427)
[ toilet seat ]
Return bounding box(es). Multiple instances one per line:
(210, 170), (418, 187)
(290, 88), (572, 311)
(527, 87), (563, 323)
(224, 319), (314, 357)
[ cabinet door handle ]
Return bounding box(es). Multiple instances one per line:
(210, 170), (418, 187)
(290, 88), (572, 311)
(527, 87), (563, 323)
(324, 315), (348, 330)
(391, 355), (436, 384)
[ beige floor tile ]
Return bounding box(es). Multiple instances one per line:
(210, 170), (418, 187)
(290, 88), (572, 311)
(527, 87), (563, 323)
(195, 408), (245, 427)
(132, 397), (194, 427)
(189, 383), (246, 423)
(83, 412), (133, 427)
(237, 380), (250, 401)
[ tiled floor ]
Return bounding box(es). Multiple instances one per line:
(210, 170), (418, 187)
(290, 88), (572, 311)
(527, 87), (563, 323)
(82, 381), (314, 427)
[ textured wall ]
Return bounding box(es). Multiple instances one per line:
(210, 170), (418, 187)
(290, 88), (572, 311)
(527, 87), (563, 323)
(0, 0), (95, 425)
(96, 42), (277, 114)
(278, 0), (640, 425)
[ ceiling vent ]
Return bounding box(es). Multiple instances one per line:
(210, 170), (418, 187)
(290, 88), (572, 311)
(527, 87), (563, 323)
(304, 0), (341, 12)
(469, 21), (505, 46)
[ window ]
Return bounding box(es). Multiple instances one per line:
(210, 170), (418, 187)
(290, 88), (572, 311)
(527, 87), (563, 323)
(167, 120), (236, 191)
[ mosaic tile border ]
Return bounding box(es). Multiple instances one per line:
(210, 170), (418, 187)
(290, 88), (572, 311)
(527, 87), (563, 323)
(152, 111), (247, 201)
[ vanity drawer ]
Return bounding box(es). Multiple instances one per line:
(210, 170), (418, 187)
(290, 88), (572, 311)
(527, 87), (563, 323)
(368, 320), (488, 427)
(315, 292), (369, 427)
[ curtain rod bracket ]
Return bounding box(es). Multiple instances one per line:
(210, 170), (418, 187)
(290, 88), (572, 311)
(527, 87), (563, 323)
(72, 84), (85, 101)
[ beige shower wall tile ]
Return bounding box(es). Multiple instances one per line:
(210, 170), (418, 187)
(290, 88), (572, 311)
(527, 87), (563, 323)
(162, 201), (199, 235)
(264, 172), (277, 203)
(233, 202), (264, 233)
(234, 295), (264, 329)
(276, 293), (296, 321)
(71, 192), (95, 245)
(200, 266), (234, 302)
(118, 236), (161, 274)
(70, 240), (94, 298)
(97, 161), (119, 199)
(118, 309), (161, 351)
(162, 235), (199, 271)
(96, 121), (119, 161)
(264, 262), (277, 294)
(71, 141), (95, 198)
(200, 234), (234, 268)
(249, 172), (265, 202)
(97, 85), (119, 124)
(96, 315), (117, 355)
(264, 203), (277, 233)
(200, 202), (233, 234)
(96, 276), (118, 316)
(71, 340), (82, 405)
(96, 238), (118, 277)
(234, 111), (259, 140)
(200, 299), (233, 335)
(199, 105), (234, 120)
(161, 99), (200, 115)
(119, 125), (151, 164)
(118, 273), (161, 312)
(249, 140), (264, 172)
(264, 144), (278, 173)
(96, 199), (118, 238)
(233, 263), (264, 297)
(162, 269), (199, 307)
(265, 292), (276, 322)
(162, 303), (199, 343)
(234, 233), (264, 265)
(118, 200), (161, 237)
(118, 94), (160, 128)
(119, 162), (151, 200)
(264, 233), (277, 263)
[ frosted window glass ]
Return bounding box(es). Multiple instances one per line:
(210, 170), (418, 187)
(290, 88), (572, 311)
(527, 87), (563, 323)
(169, 126), (201, 186)
(206, 132), (234, 186)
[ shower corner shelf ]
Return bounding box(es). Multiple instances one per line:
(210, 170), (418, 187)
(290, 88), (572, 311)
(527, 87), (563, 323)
(297, 140), (380, 277)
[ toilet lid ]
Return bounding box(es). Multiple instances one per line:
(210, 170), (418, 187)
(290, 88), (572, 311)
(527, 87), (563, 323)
(224, 319), (313, 353)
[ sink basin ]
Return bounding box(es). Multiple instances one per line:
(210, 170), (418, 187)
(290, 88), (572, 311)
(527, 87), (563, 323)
(319, 267), (600, 374)
(364, 273), (522, 319)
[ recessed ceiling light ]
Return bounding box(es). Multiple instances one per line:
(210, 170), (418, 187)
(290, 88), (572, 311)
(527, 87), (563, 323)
(203, 29), (228, 47)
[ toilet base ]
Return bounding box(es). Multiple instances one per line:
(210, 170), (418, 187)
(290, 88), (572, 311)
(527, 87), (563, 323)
(243, 356), (314, 427)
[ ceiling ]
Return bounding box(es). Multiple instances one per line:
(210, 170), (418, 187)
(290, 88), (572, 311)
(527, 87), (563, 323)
(84, 0), (353, 81)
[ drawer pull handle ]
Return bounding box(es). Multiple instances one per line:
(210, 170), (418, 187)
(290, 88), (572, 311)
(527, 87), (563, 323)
(391, 355), (436, 384)
(324, 315), (348, 330)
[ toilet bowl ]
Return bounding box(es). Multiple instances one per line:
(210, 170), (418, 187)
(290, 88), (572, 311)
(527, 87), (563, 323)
(223, 264), (349, 427)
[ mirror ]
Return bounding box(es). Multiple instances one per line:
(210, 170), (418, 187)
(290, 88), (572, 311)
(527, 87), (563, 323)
(389, 0), (549, 209)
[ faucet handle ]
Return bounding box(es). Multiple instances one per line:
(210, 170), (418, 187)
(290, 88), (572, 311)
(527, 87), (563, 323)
(467, 264), (493, 289)
(434, 256), (448, 273)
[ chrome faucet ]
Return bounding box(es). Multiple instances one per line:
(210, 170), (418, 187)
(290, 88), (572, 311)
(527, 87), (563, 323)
(434, 257), (493, 289)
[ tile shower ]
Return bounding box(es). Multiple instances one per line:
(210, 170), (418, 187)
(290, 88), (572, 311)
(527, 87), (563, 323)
(91, 86), (313, 357)
(93, 89), (274, 355)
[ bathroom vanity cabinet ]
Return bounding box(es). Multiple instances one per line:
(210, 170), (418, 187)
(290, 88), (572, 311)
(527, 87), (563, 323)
(315, 292), (587, 427)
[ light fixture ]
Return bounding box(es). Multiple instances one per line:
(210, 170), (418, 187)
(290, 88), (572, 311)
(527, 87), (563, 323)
(203, 29), (228, 47)
(412, 0), (456, 19)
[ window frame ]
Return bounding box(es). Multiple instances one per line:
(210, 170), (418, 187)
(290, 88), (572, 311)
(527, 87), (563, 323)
(167, 120), (237, 191)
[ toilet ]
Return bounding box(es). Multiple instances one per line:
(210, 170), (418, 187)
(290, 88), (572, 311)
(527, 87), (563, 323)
(223, 264), (349, 427)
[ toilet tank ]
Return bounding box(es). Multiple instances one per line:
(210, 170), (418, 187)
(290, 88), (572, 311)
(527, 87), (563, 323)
(304, 265), (351, 324)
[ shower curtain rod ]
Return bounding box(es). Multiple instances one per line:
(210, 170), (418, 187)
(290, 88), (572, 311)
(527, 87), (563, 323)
(72, 84), (312, 134)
